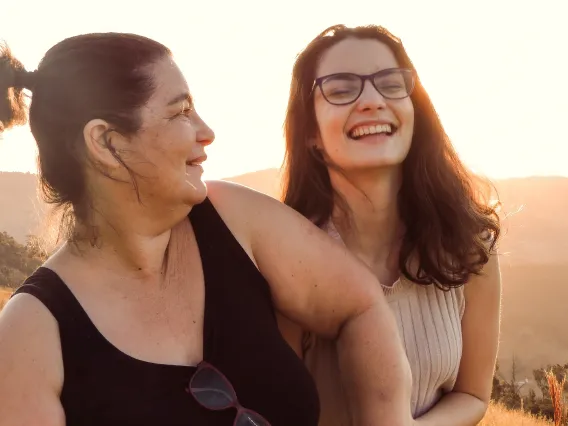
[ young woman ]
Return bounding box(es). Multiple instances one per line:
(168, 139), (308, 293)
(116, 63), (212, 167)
(0, 33), (413, 426)
(280, 24), (502, 426)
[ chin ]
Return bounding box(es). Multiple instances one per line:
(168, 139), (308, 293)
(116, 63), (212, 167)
(344, 155), (407, 171)
(183, 180), (208, 205)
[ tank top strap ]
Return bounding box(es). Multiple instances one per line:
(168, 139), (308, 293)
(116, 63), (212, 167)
(189, 197), (248, 259)
(13, 266), (103, 361)
(189, 197), (270, 298)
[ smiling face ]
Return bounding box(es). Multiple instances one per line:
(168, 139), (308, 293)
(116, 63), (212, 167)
(121, 56), (215, 208)
(313, 38), (415, 173)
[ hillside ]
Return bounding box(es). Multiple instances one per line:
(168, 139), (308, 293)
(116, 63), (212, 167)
(0, 172), (46, 243)
(0, 170), (567, 387)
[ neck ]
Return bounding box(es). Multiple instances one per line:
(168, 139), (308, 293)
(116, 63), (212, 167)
(330, 167), (404, 271)
(70, 193), (191, 283)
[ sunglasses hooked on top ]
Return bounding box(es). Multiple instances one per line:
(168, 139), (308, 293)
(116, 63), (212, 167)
(186, 361), (272, 426)
(313, 67), (416, 105)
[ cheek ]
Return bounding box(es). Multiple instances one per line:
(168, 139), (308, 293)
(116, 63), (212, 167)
(152, 121), (194, 159)
(127, 128), (179, 175)
(171, 119), (198, 150)
(315, 104), (348, 149)
(401, 101), (415, 130)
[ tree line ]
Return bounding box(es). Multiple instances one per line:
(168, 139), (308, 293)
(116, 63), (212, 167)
(0, 231), (46, 288)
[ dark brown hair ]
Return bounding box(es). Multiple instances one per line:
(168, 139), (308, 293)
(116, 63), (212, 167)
(0, 33), (170, 244)
(282, 24), (500, 289)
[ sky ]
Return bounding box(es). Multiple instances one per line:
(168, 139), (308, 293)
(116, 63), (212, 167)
(1, 0), (567, 181)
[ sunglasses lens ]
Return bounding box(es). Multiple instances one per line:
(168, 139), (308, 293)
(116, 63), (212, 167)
(189, 365), (236, 410)
(235, 409), (272, 426)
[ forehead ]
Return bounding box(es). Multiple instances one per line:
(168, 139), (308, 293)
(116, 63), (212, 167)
(316, 38), (399, 77)
(146, 56), (189, 106)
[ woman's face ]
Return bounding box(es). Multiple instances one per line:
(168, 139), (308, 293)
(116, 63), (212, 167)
(121, 56), (215, 209)
(313, 38), (415, 174)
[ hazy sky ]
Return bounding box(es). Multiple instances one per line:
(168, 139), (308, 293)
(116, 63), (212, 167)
(1, 0), (566, 180)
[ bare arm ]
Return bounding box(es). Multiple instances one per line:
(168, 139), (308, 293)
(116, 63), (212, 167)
(207, 180), (413, 426)
(415, 253), (502, 426)
(0, 294), (65, 426)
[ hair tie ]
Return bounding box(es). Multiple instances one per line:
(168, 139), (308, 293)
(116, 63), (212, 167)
(13, 69), (37, 91)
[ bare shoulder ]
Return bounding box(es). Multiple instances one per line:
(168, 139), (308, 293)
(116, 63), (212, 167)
(0, 292), (63, 367)
(205, 179), (382, 339)
(0, 293), (64, 425)
(204, 179), (316, 248)
(465, 252), (501, 299)
(205, 179), (318, 233)
(203, 180), (265, 257)
(205, 179), (284, 213)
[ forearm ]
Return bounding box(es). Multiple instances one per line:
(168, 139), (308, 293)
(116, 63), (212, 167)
(414, 392), (488, 426)
(336, 303), (414, 426)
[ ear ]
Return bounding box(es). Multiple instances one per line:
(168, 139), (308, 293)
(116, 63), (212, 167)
(83, 119), (125, 170)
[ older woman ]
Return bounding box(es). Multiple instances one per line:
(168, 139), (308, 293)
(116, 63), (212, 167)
(0, 33), (412, 426)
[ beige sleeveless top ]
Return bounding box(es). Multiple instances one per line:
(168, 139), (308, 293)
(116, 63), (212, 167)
(303, 223), (466, 423)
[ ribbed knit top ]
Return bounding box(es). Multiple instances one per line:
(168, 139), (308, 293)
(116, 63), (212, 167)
(303, 222), (465, 424)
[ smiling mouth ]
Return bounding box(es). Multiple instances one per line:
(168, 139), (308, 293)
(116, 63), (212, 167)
(348, 123), (397, 140)
(186, 156), (207, 167)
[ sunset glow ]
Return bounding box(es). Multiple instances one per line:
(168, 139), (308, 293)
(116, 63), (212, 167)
(1, 0), (566, 180)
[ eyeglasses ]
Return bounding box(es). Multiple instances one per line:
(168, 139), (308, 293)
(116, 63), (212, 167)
(187, 361), (272, 426)
(313, 67), (415, 105)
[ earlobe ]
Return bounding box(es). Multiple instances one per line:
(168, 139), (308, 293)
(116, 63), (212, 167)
(83, 119), (121, 169)
(308, 135), (323, 151)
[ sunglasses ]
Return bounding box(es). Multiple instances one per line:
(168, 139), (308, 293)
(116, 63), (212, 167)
(186, 361), (271, 426)
(313, 67), (416, 105)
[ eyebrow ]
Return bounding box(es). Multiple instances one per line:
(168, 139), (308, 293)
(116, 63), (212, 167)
(167, 92), (193, 106)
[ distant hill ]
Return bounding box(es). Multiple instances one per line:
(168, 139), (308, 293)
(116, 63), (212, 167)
(224, 168), (285, 199)
(1, 170), (567, 386)
(0, 172), (46, 243)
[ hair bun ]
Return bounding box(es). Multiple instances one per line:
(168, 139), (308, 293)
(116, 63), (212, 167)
(0, 45), (30, 132)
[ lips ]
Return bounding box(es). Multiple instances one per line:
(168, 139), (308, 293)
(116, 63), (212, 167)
(186, 155), (207, 167)
(348, 122), (397, 140)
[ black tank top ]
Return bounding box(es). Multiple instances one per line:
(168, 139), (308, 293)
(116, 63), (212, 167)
(14, 198), (320, 426)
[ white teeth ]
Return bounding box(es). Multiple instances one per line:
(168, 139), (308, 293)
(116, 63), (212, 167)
(350, 124), (392, 139)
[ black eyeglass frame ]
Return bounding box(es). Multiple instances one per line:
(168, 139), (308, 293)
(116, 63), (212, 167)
(312, 67), (416, 105)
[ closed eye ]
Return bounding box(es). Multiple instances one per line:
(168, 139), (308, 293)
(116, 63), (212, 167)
(176, 100), (195, 118)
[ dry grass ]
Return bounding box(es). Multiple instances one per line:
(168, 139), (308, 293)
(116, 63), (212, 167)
(546, 370), (567, 425)
(479, 402), (553, 426)
(0, 287), (10, 311)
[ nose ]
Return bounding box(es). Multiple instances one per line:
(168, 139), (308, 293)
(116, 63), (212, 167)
(356, 79), (387, 111)
(194, 113), (215, 146)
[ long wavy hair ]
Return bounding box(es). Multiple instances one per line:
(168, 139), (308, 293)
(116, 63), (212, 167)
(282, 24), (500, 289)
